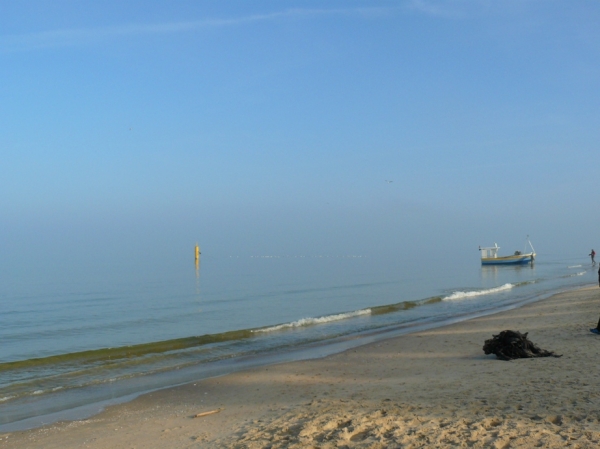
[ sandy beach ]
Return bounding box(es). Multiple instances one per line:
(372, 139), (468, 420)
(2, 286), (600, 448)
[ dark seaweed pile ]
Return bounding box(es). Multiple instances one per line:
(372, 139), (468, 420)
(483, 330), (562, 361)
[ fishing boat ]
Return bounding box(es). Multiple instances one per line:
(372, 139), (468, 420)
(479, 237), (536, 265)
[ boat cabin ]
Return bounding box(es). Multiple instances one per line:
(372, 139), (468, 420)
(479, 244), (500, 259)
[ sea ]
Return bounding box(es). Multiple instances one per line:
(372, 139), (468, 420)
(0, 250), (596, 431)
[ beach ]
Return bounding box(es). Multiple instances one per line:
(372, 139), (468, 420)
(2, 285), (600, 448)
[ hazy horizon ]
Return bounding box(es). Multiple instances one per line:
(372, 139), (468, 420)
(3, 1), (599, 271)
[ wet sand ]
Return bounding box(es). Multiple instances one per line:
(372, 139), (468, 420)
(3, 286), (600, 448)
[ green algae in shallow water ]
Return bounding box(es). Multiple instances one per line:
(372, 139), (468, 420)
(0, 296), (444, 372)
(370, 296), (442, 316)
(0, 328), (256, 372)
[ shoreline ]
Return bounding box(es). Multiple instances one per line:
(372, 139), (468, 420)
(0, 284), (562, 433)
(2, 284), (600, 448)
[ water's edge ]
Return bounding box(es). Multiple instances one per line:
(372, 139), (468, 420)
(0, 284), (583, 434)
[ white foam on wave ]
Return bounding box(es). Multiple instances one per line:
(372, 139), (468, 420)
(253, 309), (372, 333)
(571, 271), (586, 277)
(568, 265), (582, 268)
(443, 283), (514, 301)
(0, 396), (15, 403)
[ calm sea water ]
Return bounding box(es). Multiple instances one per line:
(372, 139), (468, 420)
(0, 250), (595, 430)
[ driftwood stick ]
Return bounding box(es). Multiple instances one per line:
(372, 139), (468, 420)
(193, 409), (222, 418)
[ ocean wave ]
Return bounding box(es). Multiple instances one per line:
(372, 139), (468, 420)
(253, 309), (372, 333)
(568, 265), (582, 268)
(443, 283), (514, 301)
(513, 280), (536, 287)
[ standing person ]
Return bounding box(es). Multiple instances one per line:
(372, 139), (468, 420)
(590, 249), (596, 264)
(591, 266), (600, 334)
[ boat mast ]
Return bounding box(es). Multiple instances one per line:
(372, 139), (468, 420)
(526, 235), (535, 254)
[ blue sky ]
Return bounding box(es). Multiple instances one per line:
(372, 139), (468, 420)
(2, 1), (600, 264)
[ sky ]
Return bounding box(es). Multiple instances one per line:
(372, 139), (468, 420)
(2, 0), (600, 268)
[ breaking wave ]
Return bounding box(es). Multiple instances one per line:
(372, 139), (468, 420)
(443, 283), (514, 301)
(253, 309), (372, 333)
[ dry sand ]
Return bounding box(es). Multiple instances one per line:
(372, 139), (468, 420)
(3, 286), (600, 448)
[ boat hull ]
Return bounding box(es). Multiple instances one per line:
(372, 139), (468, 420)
(481, 253), (535, 265)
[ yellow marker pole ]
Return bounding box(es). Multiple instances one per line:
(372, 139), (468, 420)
(195, 244), (200, 267)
